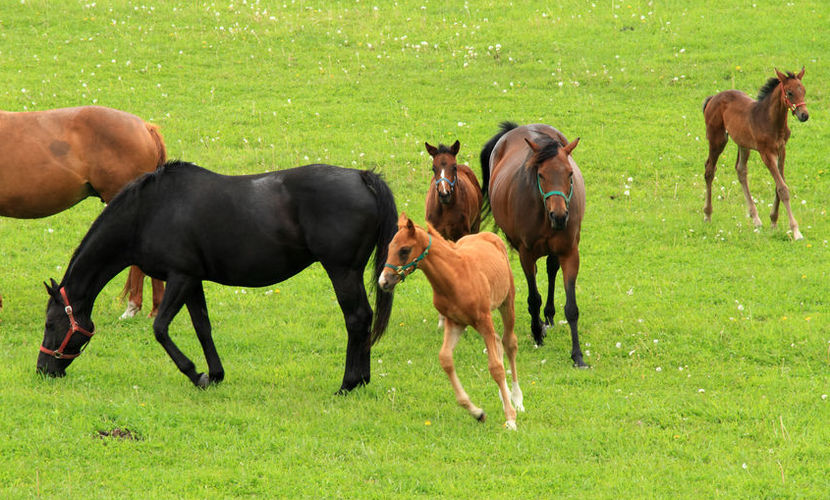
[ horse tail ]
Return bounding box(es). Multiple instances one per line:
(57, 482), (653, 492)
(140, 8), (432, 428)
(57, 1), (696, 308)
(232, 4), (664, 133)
(702, 95), (713, 114)
(145, 123), (168, 168)
(360, 170), (398, 347)
(478, 121), (518, 220)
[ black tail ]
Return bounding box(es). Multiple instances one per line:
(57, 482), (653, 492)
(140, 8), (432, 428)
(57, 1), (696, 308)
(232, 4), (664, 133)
(479, 121), (519, 220)
(360, 170), (398, 347)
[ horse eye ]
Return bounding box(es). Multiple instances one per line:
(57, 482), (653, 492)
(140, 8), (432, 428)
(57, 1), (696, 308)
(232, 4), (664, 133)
(787, 91), (793, 97)
(398, 248), (411, 259)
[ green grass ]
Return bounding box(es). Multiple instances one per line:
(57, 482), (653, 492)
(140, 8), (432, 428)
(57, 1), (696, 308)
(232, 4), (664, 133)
(1, 0), (829, 498)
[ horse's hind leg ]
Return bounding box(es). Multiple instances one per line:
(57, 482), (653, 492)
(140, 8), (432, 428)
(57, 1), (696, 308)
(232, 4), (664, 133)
(519, 249), (545, 345)
(478, 317), (517, 430)
(498, 298), (523, 414)
(152, 274), (210, 387)
(735, 146), (762, 227)
(325, 266), (372, 393)
(703, 127), (727, 221)
(543, 255), (560, 327)
(120, 266), (144, 319)
(440, 320), (486, 422)
(185, 282), (224, 384)
(560, 250), (588, 368)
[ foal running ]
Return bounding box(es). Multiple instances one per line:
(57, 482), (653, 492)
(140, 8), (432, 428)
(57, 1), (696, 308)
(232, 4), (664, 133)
(379, 214), (523, 429)
(702, 67), (810, 239)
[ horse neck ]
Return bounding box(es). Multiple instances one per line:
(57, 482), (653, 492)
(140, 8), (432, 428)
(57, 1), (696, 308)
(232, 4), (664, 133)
(759, 85), (790, 128)
(415, 228), (464, 295)
(61, 217), (133, 316)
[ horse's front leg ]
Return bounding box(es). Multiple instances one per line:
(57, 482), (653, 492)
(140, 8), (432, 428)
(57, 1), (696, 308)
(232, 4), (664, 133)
(543, 254), (560, 327)
(770, 146), (786, 229)
(120, 266), (145, 319)
(761, 151), (803, 240)
(440, 320), (485, 422)
(185, 281), (224, 384)
(560, 250), (588, 368)
(478, 318), (517, 430)
(152, 274), (210, 387)
(518, 249), (545, 346)
(325, 266), (372, 394)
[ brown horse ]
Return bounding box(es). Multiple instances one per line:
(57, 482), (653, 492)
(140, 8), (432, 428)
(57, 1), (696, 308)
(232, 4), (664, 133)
(702, 68), (810, 240)
(0, 105), (166, 316)
(424, 140), (483, 242)
(480, 122), (587, 368)
(379, 213), (523, 429)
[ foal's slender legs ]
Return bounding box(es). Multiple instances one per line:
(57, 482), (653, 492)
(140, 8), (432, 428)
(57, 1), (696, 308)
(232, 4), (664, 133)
(760, 150), (803, 240)
(439, 320), (485, 421)
(499, 298), (523, 413)
(519, 250), (545, 345)
(152, 274), (210, 387)
(543, 254), (560, 327)
(770, 146), (786, 228)
(703, 129), (727, 221)
(734, 146), (762, 227)
(477, 317), (517, 430)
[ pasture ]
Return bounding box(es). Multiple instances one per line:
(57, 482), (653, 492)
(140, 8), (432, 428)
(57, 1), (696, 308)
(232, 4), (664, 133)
(1, 0), (828, 497)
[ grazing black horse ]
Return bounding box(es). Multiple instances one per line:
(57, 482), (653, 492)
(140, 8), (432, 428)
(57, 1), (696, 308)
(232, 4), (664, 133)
(36, 161), (397, 393)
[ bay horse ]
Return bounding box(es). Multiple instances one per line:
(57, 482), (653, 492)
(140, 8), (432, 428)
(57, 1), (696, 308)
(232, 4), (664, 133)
(0, 105), (166, 317)
(702, 67), (810, 239)
(424, 140), (483, 242)
(36, 161), (397, 393)
(379, 214), (523, 429)
(480, 122), (588, 368)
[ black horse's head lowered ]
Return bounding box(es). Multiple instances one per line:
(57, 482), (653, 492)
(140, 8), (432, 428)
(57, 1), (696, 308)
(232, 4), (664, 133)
(35, 161), (397, 393)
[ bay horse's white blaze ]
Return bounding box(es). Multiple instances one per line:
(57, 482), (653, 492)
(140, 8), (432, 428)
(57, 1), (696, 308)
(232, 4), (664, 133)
(380, 213), (521, 429)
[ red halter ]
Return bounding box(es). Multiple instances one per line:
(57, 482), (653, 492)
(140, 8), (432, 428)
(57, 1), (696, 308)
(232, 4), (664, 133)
(779, 81), (805, 114)
(39, 287), (95, 359)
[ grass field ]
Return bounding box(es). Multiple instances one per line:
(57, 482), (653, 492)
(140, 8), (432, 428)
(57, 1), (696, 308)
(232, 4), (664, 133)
(1, 1), (828, 498)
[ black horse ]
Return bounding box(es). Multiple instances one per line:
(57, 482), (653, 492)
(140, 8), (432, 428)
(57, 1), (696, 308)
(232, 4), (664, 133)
(36, 161), (397, 393)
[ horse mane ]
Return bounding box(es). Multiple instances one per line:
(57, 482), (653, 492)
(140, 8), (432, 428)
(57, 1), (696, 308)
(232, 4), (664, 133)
(757, 71), (794, 101)
(433, 144), (457, 156)
(102, 160), (188, 213)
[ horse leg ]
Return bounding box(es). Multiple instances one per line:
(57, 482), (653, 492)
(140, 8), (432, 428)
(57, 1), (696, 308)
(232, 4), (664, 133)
(150, 278), (165, 317)
(120, 266), (144, 319)
(184, 281), (224, 384)
(519, 249), (545, 345)
(439, 319), (485, 422)
(152, 274), (210, 387)
(761, 150), (802, 240)
(770, 147), (786, 229)
(734, 146), (762, 227)
(560, 250), (588, 368)
(478, 316), (517, 429)
(499, 296), (523, 414)
(325, 266), (373, 393)
(543, 254), (560, 327)
(703, 131), (727, 221)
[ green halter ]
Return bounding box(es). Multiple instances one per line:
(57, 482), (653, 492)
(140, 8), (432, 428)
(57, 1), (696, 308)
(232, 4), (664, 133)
(385, 235), (432, 281)
(537, 173), (574, 208)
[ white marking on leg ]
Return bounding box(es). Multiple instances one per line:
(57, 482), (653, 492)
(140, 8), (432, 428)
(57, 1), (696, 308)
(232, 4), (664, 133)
(511, 380), (525, 412)
(120, 302), (140, 320)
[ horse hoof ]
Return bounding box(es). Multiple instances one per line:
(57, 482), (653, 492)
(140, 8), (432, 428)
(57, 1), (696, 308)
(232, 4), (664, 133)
(120, 302), (140, 320)
(476, 410), (487, 422)
(504, 420), (517, 431)
(573, 361), (591, 369)
(195, 373), (210, 388)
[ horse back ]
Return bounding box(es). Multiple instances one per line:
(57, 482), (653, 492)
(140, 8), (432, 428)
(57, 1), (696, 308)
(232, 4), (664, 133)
(456, 231), (513, 307)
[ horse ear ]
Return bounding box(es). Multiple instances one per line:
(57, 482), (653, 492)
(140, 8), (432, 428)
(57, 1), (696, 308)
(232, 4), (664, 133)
(44, 279), (59, 298)
(524, 138), (540, 152)
(406, 217), (415, 234)
(425, 142), (438, 157)
(450, 140), (460, 156)
(774, 68), (788, 82)
(397, 212), (409, 227)
(797, 66), (805, 80)
(562, 137), (580, 156)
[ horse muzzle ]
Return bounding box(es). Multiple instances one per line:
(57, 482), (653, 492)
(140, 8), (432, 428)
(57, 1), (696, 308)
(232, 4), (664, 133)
(378, 271), (401, 293)
(795, 108), (809, 122)
(549, 211), (569, 230)
(36, 352), (69, 378)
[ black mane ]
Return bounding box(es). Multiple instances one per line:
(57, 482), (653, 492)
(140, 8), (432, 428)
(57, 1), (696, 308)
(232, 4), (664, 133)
(757, 72), (794, 101)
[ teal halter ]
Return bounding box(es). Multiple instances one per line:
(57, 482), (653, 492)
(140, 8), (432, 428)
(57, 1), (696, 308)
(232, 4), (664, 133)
(385, 235), (432, 281)
(537, 173), (574, 208)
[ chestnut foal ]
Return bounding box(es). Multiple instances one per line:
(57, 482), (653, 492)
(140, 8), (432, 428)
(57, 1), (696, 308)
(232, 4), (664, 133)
(379, 213), (523, 429)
